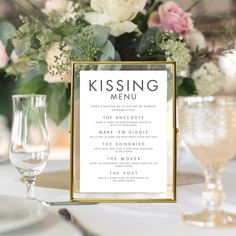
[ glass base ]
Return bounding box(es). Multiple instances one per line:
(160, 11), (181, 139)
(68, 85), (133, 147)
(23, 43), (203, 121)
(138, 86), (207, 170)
(183, 209), (236, 228)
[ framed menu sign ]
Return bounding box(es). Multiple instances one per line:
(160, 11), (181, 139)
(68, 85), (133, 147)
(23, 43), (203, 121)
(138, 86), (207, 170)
(70, 61), (177, 202)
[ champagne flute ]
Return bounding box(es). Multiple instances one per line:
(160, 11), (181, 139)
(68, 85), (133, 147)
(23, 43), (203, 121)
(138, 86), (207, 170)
(178, 96), (236, 227)
(9, 95), (50, 199)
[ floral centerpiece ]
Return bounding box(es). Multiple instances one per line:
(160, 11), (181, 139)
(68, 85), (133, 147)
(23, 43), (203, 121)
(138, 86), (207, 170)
(0, 0), (227, 124)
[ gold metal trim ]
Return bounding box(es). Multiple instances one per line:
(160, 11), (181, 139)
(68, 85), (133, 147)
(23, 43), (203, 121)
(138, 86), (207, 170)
(70, 61), (75, 200)
(70, 61), (177, 203)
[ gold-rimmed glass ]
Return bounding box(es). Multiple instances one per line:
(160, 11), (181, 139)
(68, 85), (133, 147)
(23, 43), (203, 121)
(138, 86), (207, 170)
(178, 96), (236, 228)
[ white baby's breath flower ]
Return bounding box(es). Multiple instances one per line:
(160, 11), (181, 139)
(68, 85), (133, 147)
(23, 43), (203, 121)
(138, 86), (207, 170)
(84, 0), (147, 36)
(60, 1), (83, 24)
(191, 62), (225, 96)
(219, 46), (236, 80)
(44, 42), (71, 83)
(160, 39), (191, 75)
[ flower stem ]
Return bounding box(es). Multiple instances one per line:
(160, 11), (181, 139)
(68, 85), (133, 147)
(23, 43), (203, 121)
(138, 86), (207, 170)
(148, 0), (160, 15)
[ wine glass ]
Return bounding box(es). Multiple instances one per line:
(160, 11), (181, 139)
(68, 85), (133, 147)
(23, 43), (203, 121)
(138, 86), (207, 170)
(178, 96), (236, 227)
(9, 95), (50, 199)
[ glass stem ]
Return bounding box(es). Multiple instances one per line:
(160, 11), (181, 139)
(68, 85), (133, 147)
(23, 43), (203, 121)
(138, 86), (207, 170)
(24, 176), (36, 199)
(202, 164), (225, 212)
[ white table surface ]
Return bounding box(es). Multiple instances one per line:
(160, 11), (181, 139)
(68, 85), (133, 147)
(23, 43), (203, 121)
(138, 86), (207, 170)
(0, 154), (236, 236)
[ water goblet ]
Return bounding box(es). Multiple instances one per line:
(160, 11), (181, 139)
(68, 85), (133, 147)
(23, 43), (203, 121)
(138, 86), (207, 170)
(178, 96), (236, 227)
(9, 95), (49, 199)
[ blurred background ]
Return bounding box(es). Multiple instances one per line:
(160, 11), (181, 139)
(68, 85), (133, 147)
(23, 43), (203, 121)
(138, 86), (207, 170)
(1, 0), (236, 123)
(0, 0), (236, 159)
(0, 0), (71, 160)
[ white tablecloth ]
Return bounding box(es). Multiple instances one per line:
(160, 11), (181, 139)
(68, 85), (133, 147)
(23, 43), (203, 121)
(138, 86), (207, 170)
(0, 155), (236, 236)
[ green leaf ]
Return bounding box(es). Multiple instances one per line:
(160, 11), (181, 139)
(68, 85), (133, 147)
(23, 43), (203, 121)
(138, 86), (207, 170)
(0, 71), (15, 119)
(17, 75), (46, 94)
(133, 12), (149, 33)
(140, 52), (166, 60)
(176, 76), (184, 88)
(97, 48), (121, 70)
(136, 27), (165, 60)
(137, 28), (160, 54)
(20, 66), (44, 82)
(177, 77), (198, 96)
(99, 40), (115, 61)
(0, 22), (16, 45)
(154, 28), (161, 43)
(89, 25), (111, 48)
(114, 51), (121, 61)
(46, 84), (70, 125)
(38, 60), (48, 74)
(6, 39), (14, 57)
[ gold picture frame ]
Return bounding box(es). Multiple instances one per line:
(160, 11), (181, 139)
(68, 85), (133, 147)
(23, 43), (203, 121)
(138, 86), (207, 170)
(70, 61), (177, 202)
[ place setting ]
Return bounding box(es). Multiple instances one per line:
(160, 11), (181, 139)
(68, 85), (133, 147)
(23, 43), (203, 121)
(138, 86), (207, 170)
(1, 0), (236, 235)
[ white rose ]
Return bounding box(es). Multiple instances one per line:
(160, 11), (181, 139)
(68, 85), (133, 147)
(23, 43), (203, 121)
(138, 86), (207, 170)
(84, 0), (147, 36)
(44, 42), (71, 83)
(187, 28), (206, 52)
(43, 0), (69, 14)
(219, 46), (236, 80)
(0, 40), (9, 68)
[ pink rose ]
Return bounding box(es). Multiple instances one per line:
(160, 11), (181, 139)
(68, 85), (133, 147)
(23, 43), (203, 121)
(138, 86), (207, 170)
(0, 40), (9, 68)
(148, 1), (193, 36)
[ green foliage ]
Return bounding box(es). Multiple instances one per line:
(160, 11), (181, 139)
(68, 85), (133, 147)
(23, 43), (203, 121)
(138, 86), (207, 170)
(132, 12), (149, 33)
(2, 1), (200, 125)
(65, 25), (108, 61)
(6, 39), (14, 57)
(0, 71), (15, 120)
(0, 22), (16, 58)
(0, 22), (16, 45)
(13, 16), (40, 55)
(177, 77), (198, 96)
(12, 59), (69, 125)
(91, 25), (110, 48)
(46, 84), (70, 125)
(98, 40), (116, 61)
(114, 32), (139, 61)
(137, 28), (166, 60)
(138, 28), (159, 54)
